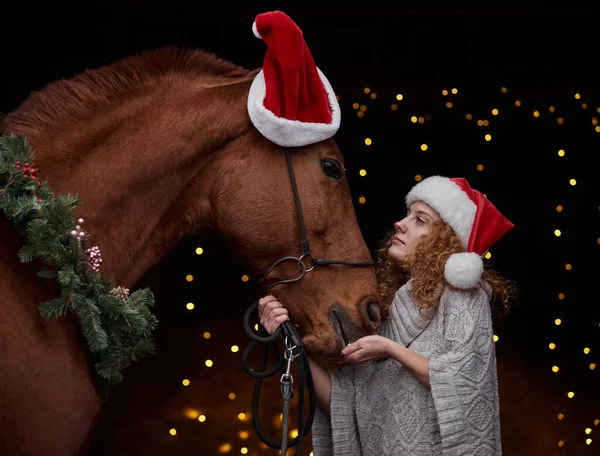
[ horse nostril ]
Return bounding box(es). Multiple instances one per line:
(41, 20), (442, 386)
(363, 298), (381, 329)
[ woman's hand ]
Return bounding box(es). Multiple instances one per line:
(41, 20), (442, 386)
(257, 295), (289, 335)
(339, 335), (392, 364)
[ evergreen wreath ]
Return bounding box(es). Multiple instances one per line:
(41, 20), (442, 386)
(0, 133), (158, 395)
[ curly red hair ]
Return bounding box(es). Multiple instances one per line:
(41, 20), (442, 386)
(375, 220), (517, 319)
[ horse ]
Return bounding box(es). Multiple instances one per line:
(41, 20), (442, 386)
(0, 46), (380, 455)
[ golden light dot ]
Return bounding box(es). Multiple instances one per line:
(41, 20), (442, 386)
(169, 428), (177, 436)
(557, 117), (564, 124)
(357, 111), (364, 118)
(501, 87), (508, 93)
(241, 448), (248, 454)
(411, 116), (418, 123)
(186, 302), (195, 310)
(205, 359), (213, 367)
(364, 87), (370, 94)
(584, 347), (591, 354)
(219, 443), (232, 453)
(493, 335), (499, 342)
(186, 274), (194, 282)
(593, 118), (598, 126)
(586, 438), (592, 445)
(359, 169), (367, 176)
(549, 106), (556, 113)
(595, 419), (600, 426)
(558, 293), (565, 300)
(182, 379), (190, 386)
(558, 413), (565, 420)
(396, 94), (404, 100)
(484, 134), (492, 141)
(590, 363), (597, 370)
(391, 104), (398, 110)
(477, 120), (484, 126)
(239, 430), (249, 439)
(558, 440), (565, 447)
(533, 110), (540, 117)
(359, 105), (367, 112)
(203, 331), (211, 339)
(418, 116), (425, 123)
(231, 345), (239, 353)
(558, 149), (565, 157)
(556, 204), (563, 212)
(492, 108), (499, 115)
(453, 88), (459, 94)
(238, 413), (246, 420)
(552, 366), (560, 373)
(415, 175), (423, 182)
(575, 93), (581, 99)
(477, 164), (484, 171)
(352, 102), (359, 109)
(555, 319), (562, 326)
(289, 429), (299, 438)
(554, 229), (561, 237)
(254, 323), (258, 331)
(569, 178), (577, 186)
(184, 408), (199, 419)
(484, 252), (492, 259)
(597, 238), (600, 245)
(336, 95), (340, 101)
(567, 391), (575, 398)
(586, 428), (592, 435)
(370, 93), (377, 99)
(565, 263), (572, 270)
(466, 113), (473, 120)
(229, 393), (236, 400)
(241, 274), (249, 282)
(196, 247), (204, 255)
(446, 101), (453, 108)
(358, 196), (366, 204)
(549, 343), (556, 349)
(596, 125), (600, 132)
(365, 138), (372, 145)
(198, 414), (206, 422)
(421, 144), (428, 151)
(515, 100), (522, 107)
(483, 119), (489, 126)
(442, 89), (448, 96)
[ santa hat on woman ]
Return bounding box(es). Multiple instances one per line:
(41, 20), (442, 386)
(405, 176), (515, 289)
(247, 11), (340, 147)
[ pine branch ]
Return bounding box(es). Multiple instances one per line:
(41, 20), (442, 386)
(0, 133), (159, 396)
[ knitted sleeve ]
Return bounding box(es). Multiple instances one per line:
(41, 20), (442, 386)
(428, 287), (502, 456)
(310, 365), (360, 455)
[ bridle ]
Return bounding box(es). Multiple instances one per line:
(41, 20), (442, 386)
(241, 149), (375, 455)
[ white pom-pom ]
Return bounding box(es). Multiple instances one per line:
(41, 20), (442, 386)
(444, 252), (483, 289)
(252, 21), (262, 39)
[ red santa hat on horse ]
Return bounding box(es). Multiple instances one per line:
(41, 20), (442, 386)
(247, 10), (340, 147)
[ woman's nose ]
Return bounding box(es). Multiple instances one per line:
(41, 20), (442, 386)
(394, 220), (406, 233)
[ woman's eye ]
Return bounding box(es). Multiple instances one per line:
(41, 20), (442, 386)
(321, 158), (342, 181)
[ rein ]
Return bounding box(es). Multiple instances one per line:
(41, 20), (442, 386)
(241, 150), (375, 455)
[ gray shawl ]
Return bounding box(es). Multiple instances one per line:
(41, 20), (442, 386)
(311, 281), (502, 455)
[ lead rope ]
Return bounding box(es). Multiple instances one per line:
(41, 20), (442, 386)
(241, 150), (375, 454)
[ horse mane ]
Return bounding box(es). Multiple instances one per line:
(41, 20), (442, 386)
(2, 46), (252, 135)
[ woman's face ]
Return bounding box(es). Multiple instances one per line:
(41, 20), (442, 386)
(388, 201), (442, 264)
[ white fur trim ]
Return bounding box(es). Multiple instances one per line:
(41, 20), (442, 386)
(444, 252), (483, 289)
(406, 176), (476, 249)
(247, 69), (341, 147)
(252, 21), (261, 39)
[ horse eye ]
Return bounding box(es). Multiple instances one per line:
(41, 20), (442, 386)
(321, 158), (342, 181)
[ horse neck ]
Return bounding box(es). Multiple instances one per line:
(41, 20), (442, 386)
(9, 76), (255, 289)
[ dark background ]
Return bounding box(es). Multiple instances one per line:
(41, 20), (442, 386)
(1, 2), (598, 455)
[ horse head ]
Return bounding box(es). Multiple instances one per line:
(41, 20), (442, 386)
(1, 12), (380, 367)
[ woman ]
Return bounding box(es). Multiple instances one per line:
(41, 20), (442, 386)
(258, 175), (517, 455)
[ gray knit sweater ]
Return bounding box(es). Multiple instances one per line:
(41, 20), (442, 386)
(311, 280), (502, 455)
